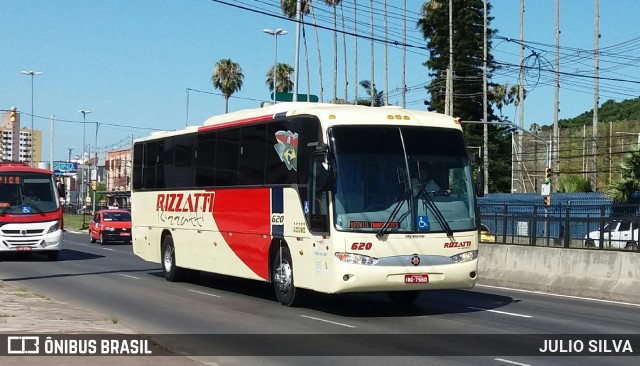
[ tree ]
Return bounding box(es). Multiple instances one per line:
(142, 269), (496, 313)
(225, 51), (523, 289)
(508, 84), (527, 107)
(417, 0), (497, 121)
(418, 0), (509, 192)
(211, 58), (244, 113)
(267, 63), (295, 93)
(358, 80), (384, 107)
(489, 84), (508, 120)
(606, 149), (640, 203)
(281, 0), (312, 98)
(324, 0), (342, 102)
(557, 175), (593, 193)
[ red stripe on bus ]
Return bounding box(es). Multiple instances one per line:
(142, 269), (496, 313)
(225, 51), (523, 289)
(212, 188), (271, 280)
(198, 114), (273, 133)
(0, 210), (61, 222)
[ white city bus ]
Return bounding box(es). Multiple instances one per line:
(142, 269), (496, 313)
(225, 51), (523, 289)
(131, 102), (479, 306)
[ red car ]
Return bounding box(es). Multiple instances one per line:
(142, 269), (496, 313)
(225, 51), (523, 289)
(89, 209), (132, 244)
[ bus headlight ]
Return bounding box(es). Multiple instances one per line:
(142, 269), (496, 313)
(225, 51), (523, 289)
(335, 252), (379, 265)
(104, 226), (115, 231)
(46, 220), (60, 234)
(450, 250), (478, 263)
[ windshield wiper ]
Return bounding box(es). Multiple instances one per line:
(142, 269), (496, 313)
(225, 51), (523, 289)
(416, 186), (453, 237)
(376, 188), (412, 239)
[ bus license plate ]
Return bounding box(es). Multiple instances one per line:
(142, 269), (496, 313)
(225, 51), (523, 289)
(16, 246), (32, 251)
(404, 274), (429, 284)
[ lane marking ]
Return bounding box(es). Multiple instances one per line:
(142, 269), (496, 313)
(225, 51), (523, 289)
(300, 315), (356, 328)
(188, 289), (221, 298)
(495, 358), (531, 366)
(102, 248), (114, 251)
(477, 284), (640, 308)
(117, 274), (140, 280)
(466, 306), (532, 318)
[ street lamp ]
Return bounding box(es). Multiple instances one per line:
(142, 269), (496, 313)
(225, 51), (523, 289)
(93, 122), (99, 214)
(79, 110), (91, 227)
(21, 70), (43, 166)
(263, 28), (288, 103)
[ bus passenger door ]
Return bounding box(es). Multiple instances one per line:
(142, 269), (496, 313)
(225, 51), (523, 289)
(309, 153), (330, 234)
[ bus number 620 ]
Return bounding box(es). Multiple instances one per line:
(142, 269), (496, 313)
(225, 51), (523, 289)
(351, 242), (372, 250)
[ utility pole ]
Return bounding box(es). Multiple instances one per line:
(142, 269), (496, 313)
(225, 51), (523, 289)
(402, 0), (406, 108)
(448, 0), (454, 115)
(553, 0), (560, 193)
(354, 0), (358, 102)
(370, 0), (375, 107)
(50, 114), (55, 171)
(482, 0), (488, 194)
(517, 0), (525, 192)
(591, 0), (600, 191)
(383, 0), (388, 106)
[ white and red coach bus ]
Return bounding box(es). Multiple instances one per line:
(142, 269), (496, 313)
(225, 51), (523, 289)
(131, 103), (479, 306)
(0, 162), (64, 260)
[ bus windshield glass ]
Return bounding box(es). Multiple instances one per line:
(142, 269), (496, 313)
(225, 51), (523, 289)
(0, 173), (59, 214)
(331, 125), (476, 234)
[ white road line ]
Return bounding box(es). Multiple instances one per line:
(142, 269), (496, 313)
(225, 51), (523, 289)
(477, 284), (640, 308)
(494, 358), (531, 366)
(300, 315), (356, 328)
(188, 289), (221, 298)
(117, 274), (140, 280)
(466, 306), (532, 318)
(102, 247), (114, 251)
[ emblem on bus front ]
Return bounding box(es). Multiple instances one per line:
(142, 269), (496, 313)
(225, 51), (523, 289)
(411, 255), (421, 266)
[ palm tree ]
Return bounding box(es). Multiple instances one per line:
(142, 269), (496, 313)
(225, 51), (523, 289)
(211, 58), (244, 113)
(324, 0), (341, 102)
(267, 63), (295, 94)
(508, 84), (527, 107)
(281, 0), (312, 99)
(489, 84), (508, 120)
(308, 3), (325, 102)
(606, 149), (640, 203)
(358, 80), (384, 107)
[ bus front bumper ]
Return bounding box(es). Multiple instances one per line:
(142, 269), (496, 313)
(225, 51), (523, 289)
(329, 257), (478, 294)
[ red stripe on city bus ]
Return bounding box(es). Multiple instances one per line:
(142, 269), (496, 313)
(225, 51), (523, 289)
(211, 188), (271, 280)
(0, 210), (61, 222)
(198, 114), (273, 133)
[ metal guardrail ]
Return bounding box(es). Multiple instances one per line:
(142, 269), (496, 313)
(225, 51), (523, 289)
(479, 203), (640, 252)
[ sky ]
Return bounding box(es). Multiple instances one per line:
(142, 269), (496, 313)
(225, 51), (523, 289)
(1, 0), (640, 164)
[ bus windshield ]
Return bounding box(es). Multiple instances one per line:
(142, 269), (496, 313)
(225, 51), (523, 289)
(331, 125), (476, 234)
(0, 173), (59, 214)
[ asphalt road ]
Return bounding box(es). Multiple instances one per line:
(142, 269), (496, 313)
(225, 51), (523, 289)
(1, 231), (639, 366)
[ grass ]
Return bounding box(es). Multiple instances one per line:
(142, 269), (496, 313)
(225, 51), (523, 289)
(63, 214), (90, 231)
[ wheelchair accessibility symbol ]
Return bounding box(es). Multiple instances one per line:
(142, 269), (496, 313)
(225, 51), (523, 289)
(417, 215), (430, 231)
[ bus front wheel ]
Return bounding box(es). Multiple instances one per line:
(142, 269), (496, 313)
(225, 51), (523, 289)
(162, 235), (185, 282)
(272, 246), (302, 306)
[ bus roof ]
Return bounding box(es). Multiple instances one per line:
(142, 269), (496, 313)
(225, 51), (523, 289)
(135, 102), (461, 143)
(0, 162), (54, 175)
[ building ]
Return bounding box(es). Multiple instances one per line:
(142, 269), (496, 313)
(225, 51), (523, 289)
(1, 108), (42, 164)
(105, 148), (132, 207)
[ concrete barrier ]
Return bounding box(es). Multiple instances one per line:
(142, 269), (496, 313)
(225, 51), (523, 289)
(478, 243), (640, 304)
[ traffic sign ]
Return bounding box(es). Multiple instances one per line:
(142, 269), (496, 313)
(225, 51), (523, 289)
(271, 92), (319, 103)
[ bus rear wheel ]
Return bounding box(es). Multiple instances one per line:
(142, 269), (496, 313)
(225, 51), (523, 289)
(162, 235), (185, 282)
(272, 246), (302, 306)
(387, 290), (420, 305)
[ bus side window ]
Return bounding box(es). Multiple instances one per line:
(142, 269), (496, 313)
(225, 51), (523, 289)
(309, 153), (329, 233)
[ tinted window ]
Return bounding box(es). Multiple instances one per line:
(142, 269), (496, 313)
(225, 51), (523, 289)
(215, 129), (240, 186)
(196, 131), (216, 186)
(174, 134), (195, 187)
(239, 124), (267, 185)
(143, 142), (157, 189)
(132, 143), (143, 190)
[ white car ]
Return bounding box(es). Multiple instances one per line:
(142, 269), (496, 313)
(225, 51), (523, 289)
(584, 220), (639, 250)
